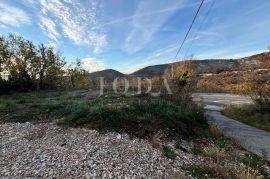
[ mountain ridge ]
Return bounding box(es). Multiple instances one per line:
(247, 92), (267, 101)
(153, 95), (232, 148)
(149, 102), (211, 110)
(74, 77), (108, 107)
(87, 51), (269, 79)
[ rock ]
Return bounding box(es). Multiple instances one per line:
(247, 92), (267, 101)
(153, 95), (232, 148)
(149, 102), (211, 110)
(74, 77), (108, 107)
(116, 134), (121, 140)
(0, 122), (196, 178)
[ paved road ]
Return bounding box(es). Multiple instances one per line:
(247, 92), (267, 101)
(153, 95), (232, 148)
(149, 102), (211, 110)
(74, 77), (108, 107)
(192, 93), (270, 161)
(192, 93), (252, 111)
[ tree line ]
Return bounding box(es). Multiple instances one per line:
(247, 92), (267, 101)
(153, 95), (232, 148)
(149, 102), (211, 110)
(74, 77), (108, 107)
(0, 34), (89, 92)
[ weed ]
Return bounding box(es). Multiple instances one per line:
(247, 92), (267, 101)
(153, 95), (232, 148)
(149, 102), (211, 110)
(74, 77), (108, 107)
(162, 145), (177, 160)
(191, 144), (203, 156)
(242, 153), (270, 178)
(0, 99), (17, 112)
(203, 145), (227, 163)
(223, 104), (270, 132)
(57, 95), (207, 139)
(185, 165), (214, 179)
(0, 92), (207, 139)
(209, 126), (222, 139)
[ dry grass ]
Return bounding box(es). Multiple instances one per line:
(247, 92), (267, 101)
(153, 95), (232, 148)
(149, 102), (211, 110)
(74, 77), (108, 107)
(186, 143), (265, 179)
(183, 125), (269, 179)
(209, 126), (222, 139)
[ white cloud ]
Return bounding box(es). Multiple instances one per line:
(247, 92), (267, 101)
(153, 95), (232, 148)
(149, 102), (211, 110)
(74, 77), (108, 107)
(124, 0), (186, 53)
(81, 58), (106, 72)
(39, 16), (59, 42)
(39, 0), (107, 53)
(0, 2), (31, 27)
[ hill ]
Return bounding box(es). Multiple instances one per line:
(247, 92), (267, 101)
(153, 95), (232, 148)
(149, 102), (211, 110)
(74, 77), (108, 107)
(87, 69), (126, 84)
(131, 52), (270, 77)
(87, 52), (270, 92)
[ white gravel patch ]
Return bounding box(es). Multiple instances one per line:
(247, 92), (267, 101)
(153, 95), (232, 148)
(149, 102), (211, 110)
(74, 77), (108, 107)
(0, 122), (196, 178)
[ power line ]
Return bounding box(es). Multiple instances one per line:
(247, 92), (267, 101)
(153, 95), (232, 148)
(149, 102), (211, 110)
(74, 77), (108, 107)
(184, 0), (216, 58)
(173, 0), (205, 59)
(171, 0), (205, 78)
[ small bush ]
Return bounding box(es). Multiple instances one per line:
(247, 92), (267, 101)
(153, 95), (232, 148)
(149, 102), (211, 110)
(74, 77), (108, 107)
(162, 146), (177, 160)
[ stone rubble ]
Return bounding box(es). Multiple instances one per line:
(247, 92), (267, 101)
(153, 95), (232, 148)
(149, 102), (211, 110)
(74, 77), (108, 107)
(0, 122), (197, 178)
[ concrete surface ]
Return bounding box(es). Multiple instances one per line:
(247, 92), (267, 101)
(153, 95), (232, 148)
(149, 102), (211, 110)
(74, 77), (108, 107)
(193, 93), (270, 161)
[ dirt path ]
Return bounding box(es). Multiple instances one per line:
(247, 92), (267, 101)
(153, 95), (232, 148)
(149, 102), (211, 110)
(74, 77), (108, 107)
(193, 93), (270, 161)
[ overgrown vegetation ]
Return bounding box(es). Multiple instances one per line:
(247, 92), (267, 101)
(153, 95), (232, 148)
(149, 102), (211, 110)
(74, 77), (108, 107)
(0, 34), (88, 92)
(0, 91), (206, 139)
(243, 153), (270, 177)
(223, 104), (270, 132)
(185, 165), (215, 179)
(222, 53), (270, 132)
(195, 51), (270, 93)
(182, 127), (270, 179)
(46, 94), (205, 139)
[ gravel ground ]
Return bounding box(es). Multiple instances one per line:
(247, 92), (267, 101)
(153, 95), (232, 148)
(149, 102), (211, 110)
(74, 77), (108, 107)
(0, 122), (197, 178)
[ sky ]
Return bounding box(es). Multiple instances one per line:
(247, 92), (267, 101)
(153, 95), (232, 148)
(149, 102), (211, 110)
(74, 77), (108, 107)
(0, 0), (270, 74)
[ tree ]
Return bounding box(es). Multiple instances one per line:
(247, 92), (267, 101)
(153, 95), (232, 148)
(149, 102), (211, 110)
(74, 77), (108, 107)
(0, 34), (67, 91)
(67, 59), (89, 88)
(0, 33), (93, 91)
(0, 36), (12, 80)
(37, 44), (66, 89)
(6, 34), (34, 91)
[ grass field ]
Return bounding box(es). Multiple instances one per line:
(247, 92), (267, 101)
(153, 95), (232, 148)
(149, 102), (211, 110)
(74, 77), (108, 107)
(0, 90), (206, 139)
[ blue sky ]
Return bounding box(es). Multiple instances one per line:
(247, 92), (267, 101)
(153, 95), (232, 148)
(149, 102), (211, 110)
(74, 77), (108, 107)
(0, 0), (270, 73)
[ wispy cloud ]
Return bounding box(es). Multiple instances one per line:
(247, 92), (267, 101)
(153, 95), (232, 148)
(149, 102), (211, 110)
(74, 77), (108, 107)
(39, 16), (59, 47)
(81, 57), (106, 72)
(39, 0), (107, 53)
(124, 0), (186, 53)
(98, 4), (189, 29)
(0, 2), (31, 27)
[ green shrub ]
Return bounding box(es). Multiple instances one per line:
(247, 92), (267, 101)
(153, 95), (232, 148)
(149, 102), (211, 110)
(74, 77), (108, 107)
(0, 100), (17, 112)
(162, 146), (177, 160)
(185, 165), (214, 179)
(56, 95), (206, 139)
